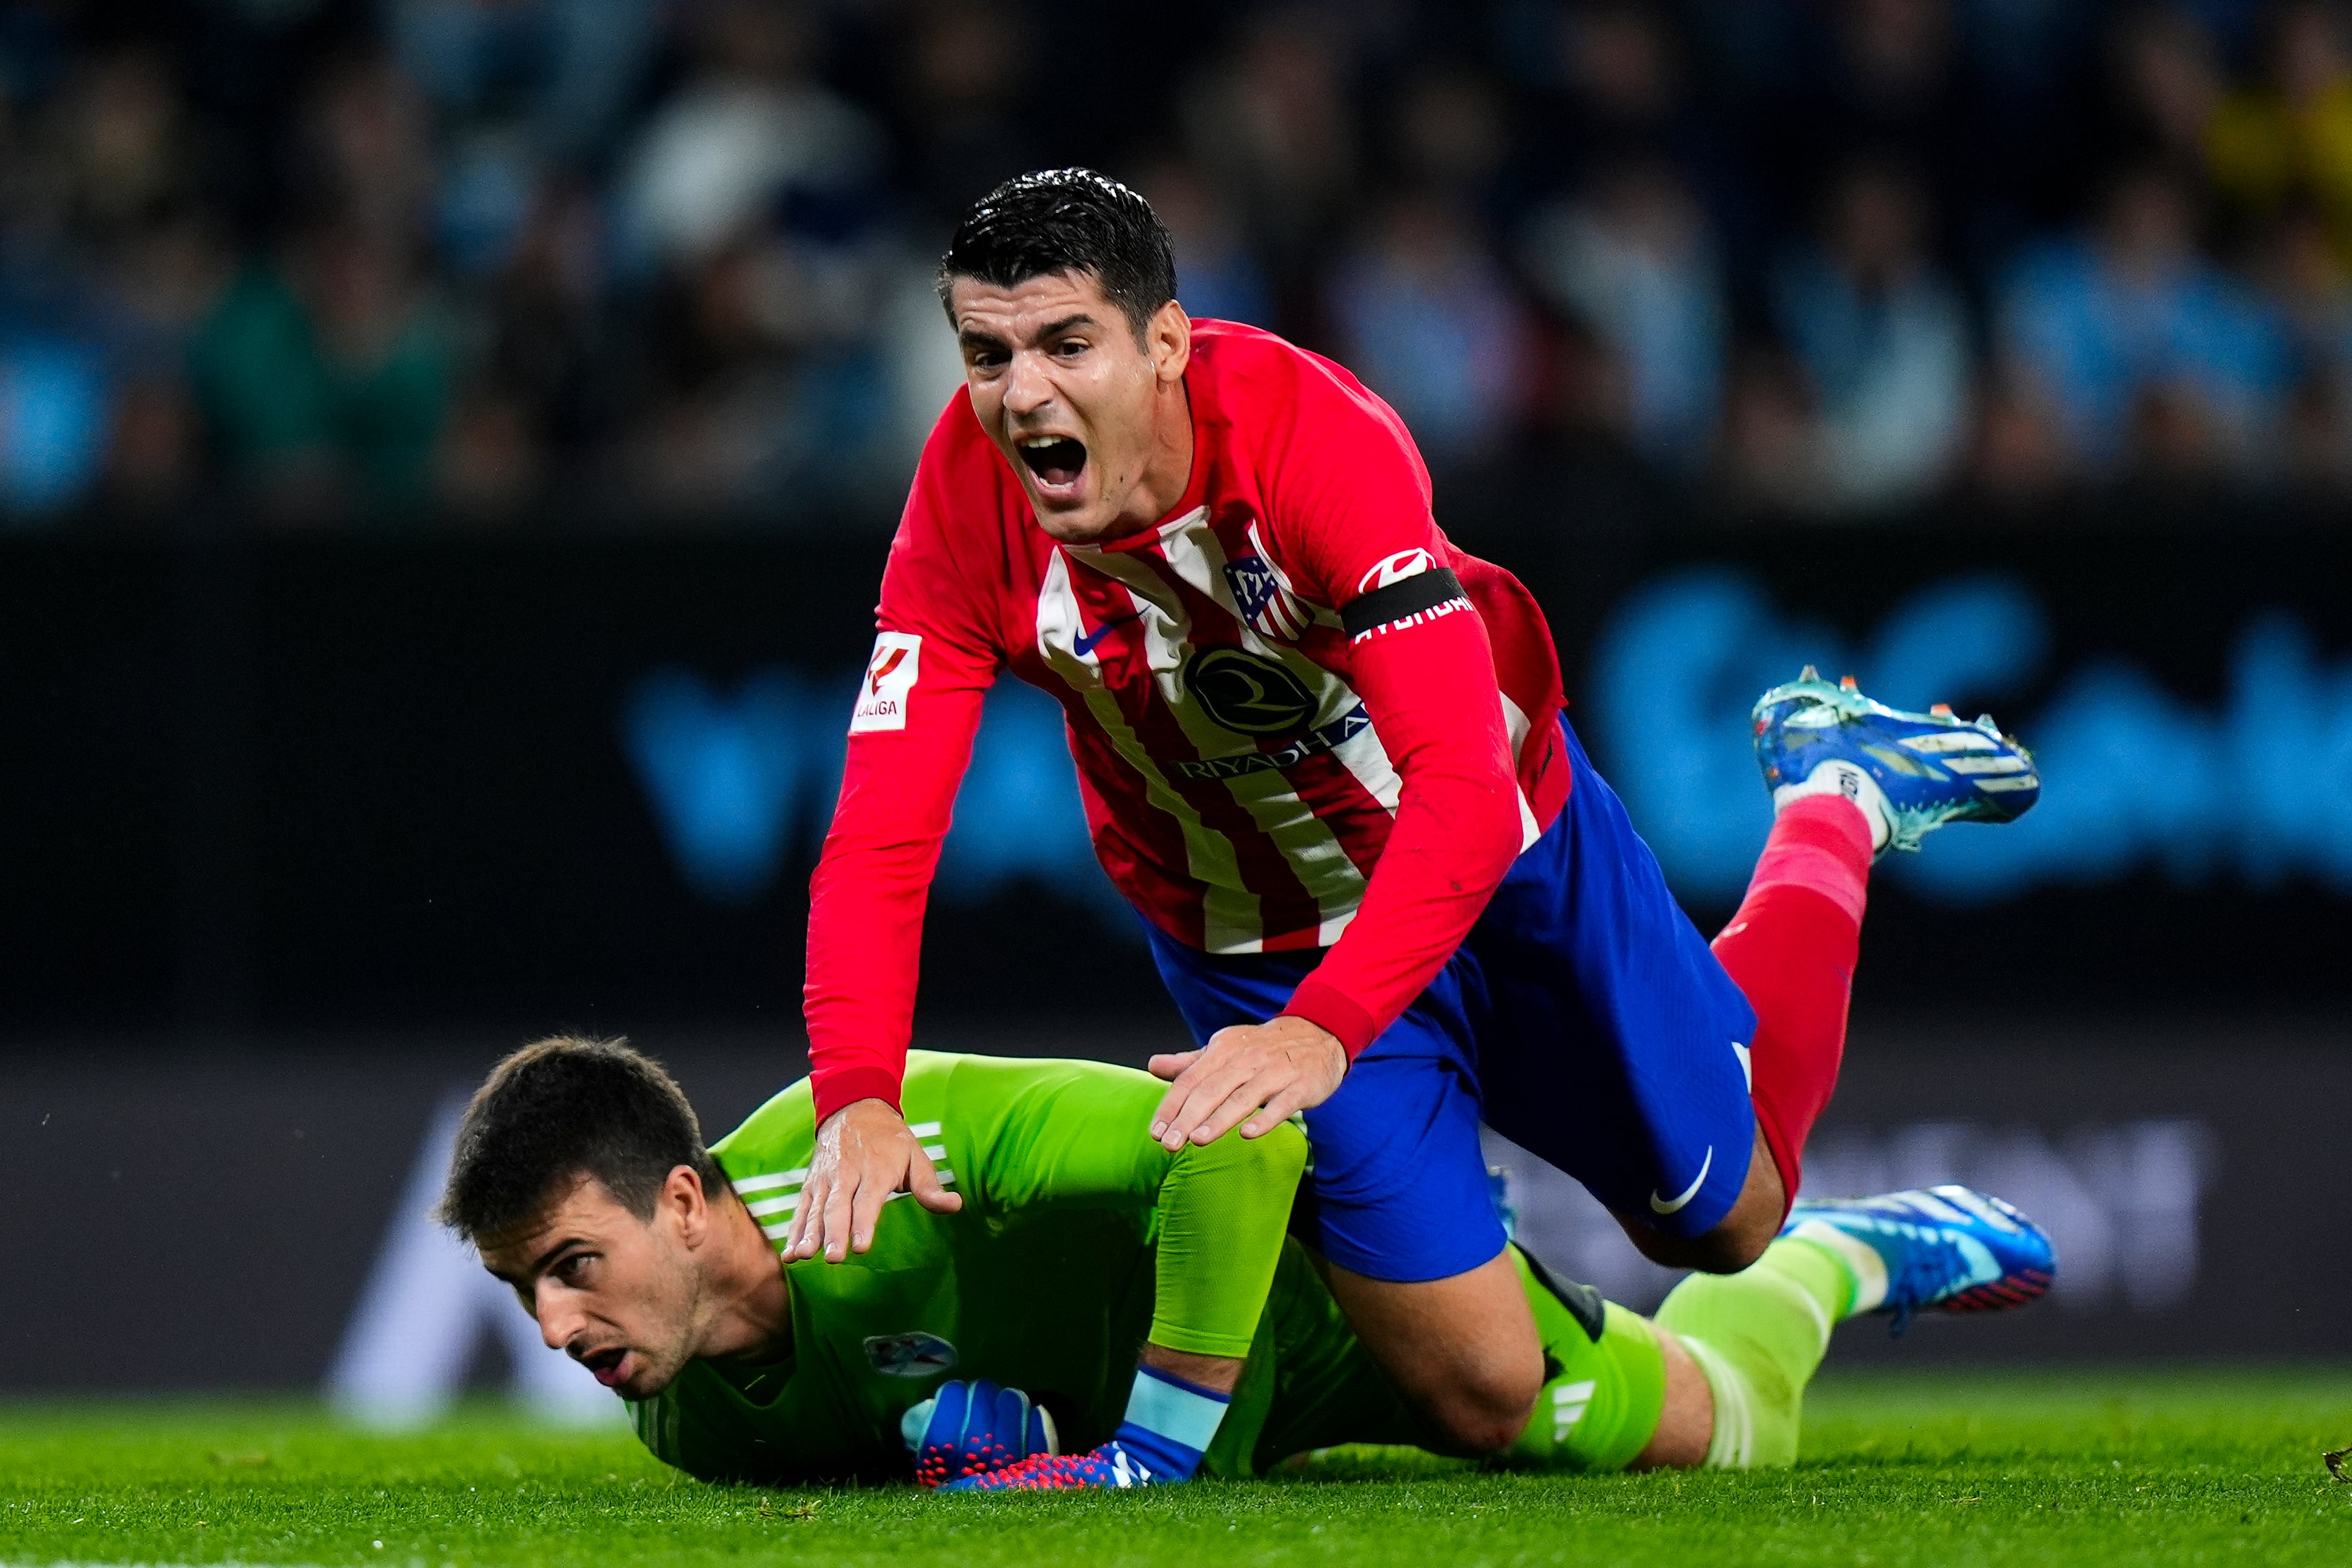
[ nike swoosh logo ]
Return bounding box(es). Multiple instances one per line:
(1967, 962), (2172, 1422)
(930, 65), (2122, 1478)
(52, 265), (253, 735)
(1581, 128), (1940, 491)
(1649, 1145), (1714, 1214)
(1073, 612), (1141, 657)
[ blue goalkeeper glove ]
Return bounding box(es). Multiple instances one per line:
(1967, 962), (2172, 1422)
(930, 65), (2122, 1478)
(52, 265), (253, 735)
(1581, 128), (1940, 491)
(903, 1379), (1058, 1487)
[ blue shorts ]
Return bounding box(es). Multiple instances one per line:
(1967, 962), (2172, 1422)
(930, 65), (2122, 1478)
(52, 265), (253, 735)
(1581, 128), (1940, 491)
(1148, 717), (1757, 1283)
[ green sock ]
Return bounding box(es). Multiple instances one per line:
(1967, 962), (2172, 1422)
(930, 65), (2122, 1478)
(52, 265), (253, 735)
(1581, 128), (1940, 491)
(1283, 1247), (1668, 1478)
(1497, 1248), (1667, 1473)
(1651, 1236), (1859, 1469)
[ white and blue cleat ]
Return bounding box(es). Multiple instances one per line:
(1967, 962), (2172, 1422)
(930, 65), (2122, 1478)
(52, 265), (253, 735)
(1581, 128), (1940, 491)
(1782, 1185), (2056, 1334)
(1753, 668), (2038, 857)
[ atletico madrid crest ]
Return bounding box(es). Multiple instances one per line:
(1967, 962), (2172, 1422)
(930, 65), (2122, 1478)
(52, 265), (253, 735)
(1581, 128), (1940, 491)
(1223, 554), (1309, 641)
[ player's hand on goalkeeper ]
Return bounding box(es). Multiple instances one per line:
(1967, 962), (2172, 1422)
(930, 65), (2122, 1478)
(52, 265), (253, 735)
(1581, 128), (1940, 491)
(783, 1098), (961, 1263)
(905, 1379), (1058, 1487)
(1148, 1014), (1347, 1152)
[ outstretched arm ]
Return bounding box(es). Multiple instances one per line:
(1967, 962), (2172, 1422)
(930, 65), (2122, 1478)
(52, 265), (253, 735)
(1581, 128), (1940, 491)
(1148, 357), (1533, 1148)
(789, 421), (1005, 1262)
(785, 658), (987, 1260)
(787, 665), (991, 1260)
(1147, 587), (1523, 1147)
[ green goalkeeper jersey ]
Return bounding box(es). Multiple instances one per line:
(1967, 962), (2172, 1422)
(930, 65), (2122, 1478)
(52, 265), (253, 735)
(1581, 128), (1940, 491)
(627, 1050), (1640, 1485)
(628, 1050), (1317, 1484)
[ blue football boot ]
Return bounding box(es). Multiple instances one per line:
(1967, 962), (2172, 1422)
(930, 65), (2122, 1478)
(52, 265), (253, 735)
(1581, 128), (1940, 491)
(1781, 1185), (2056, 1334)
(905, 1380), (1058, 1487)
(1752, 667), (2038, 856)
(937, 1440), (1171, 1491)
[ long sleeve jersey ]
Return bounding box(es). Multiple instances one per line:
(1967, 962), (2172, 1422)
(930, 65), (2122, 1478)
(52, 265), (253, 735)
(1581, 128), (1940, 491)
(805, 321), (1571, 1120)
(630, 1052), (1636, 1486)
(629, 1050), (1307, 1483)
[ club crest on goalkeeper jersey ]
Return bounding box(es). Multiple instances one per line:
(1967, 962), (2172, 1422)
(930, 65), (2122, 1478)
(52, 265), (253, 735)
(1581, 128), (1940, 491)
(629, 1056), (1163, 1483)
(621, 1052), (1633, 1488)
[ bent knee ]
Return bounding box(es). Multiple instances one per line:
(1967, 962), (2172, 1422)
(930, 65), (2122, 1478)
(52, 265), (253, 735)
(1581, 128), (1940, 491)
(1625, 1130), (1793, 1274)
(1682, 1223), (1772, 1274)
(1412, 1364), (1542, 1456)
(1621, 1215), (1773, 1275)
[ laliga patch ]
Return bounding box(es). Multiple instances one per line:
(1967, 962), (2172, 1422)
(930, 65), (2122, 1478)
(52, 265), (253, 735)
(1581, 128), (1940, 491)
(850, 632), (921, 734)
(864, 1331), (958, 1378)
(1356, 548), (1434, 594)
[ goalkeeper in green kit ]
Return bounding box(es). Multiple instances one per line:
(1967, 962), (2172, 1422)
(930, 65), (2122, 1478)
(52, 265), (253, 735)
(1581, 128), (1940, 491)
(444, 1038), (2053, 1490)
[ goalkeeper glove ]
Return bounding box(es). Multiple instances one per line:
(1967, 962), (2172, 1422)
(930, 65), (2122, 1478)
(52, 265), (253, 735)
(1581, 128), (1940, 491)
(903, 1378), (1058, 1486)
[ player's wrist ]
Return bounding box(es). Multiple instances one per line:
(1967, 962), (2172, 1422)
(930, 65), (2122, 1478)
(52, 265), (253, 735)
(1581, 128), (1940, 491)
(1278, 981), (1374, 1060)
(812, 1069), (905, 1127)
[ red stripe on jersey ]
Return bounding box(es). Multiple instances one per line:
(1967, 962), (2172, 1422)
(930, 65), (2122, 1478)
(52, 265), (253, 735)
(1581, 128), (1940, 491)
(1069, 729), (1203, 948)
(1129, 532), (1388, 935)
(805, 321), (1571, 1117)
(1082, 565), (1329, 948)
(1185, 510), (1403, 869)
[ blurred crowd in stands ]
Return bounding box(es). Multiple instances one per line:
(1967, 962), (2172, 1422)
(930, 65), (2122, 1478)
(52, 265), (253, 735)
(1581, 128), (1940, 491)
(7, 0), (2352, 527)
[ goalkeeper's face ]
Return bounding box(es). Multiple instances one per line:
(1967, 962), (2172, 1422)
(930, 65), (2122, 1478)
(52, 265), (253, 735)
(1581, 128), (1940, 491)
(477, 1169), (712, 1402)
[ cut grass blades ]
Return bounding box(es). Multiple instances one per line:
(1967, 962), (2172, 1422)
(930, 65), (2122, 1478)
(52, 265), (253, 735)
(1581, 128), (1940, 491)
(1, 1367), (2348, 1567)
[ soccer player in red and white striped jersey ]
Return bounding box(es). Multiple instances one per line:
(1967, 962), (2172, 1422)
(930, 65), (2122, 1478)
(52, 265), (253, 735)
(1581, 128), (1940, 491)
(786, 170), (1875, 1457)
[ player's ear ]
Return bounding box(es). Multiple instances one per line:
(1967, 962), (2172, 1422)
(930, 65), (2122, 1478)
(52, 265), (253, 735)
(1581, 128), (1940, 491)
(663, 1163), (712, 1245)
(1149, 299), (1190, 385)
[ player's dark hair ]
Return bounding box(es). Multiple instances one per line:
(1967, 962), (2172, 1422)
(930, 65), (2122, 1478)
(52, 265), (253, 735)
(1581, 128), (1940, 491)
(439, 1036), (724, 1244)
(936, 167), (1177, 340)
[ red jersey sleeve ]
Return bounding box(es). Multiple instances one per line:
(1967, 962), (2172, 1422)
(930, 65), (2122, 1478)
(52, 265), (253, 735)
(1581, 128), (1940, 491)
(1251, 356), (1525, 1056)
(803, 400), (1004, 1122)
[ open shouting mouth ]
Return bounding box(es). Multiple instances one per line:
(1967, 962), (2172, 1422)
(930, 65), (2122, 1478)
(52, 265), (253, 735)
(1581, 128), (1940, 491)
(1016, 434), (1088, 500)
(580, 1345), (631, 1388)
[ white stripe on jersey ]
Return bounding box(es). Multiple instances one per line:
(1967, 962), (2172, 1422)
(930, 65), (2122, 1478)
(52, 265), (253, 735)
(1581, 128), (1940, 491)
(1500, 694), (1543, 852)
(1232, 519), (1403, 824)
(1244, 520), (1344, 632)
(1323, 696), (1402, 816)
(730, 1169), (807, 1194)
(1049, 511), (1482, 951)
(1152, 519), (1372, 932)
(1061, 524), (1194, 692)
(1038, 550), (1264, 950)
(1500, 691), (1531, 757)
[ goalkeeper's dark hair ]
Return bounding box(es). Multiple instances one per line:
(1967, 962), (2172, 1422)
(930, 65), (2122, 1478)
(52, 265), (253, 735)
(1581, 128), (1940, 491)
(936, 167), (1176, 341)
(439, 1035), (723, 1243)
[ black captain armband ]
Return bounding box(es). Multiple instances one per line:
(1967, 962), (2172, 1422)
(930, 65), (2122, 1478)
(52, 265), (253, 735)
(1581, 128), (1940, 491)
(1342, 567), (1476, 645)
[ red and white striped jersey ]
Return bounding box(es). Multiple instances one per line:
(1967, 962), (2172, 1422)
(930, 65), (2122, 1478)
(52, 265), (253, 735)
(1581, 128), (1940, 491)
(805, 321), (1570, 1120)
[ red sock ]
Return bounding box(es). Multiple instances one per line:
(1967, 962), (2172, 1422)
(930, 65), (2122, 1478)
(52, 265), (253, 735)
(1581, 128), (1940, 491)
(1710, 796), (1873, 1214)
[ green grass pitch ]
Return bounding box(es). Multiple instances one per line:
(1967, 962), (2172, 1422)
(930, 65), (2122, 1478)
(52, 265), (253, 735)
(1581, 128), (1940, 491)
(3, 1369), (2348, 1566)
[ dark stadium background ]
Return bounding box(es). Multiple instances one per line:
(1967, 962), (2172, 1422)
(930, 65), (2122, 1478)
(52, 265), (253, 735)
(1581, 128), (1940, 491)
(2, 0), (2347, 1409)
